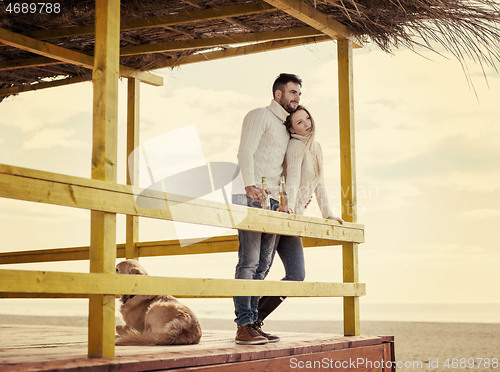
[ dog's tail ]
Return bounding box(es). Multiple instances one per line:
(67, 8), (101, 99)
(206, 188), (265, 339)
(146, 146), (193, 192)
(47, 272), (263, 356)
(115, 318), (201, 346)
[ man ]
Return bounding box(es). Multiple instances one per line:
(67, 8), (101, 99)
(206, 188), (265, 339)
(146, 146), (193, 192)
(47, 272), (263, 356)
(233, 73), (302, 345)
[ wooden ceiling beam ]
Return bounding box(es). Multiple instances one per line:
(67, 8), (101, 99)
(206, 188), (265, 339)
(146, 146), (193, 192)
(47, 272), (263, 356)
(262, 0), (362, 47)
(156, 35), (332, 68)
(0, 76), (90, 98)
(0, 56), (62, 70)
(27, 2), (275, 40)
(1, 27), (324, 71)
(0, 27), (163, 86)
(120, 26), (324, 56)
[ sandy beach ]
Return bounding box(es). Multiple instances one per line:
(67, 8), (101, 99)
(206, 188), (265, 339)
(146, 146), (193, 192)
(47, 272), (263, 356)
(1, 314), (498, 371)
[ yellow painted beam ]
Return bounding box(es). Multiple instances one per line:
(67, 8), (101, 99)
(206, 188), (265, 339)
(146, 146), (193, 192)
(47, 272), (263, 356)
(338, 38), (360, 337)
(137, 236), (244, 257)
(338, 39), (357, 226)
(88, 0), (120, 357)
(0, 27), (163, 86)
(0, 269), (366, 298)
(0, 245), (102, 264)
(0, 293), (90, 299)
(119, 27), (323, 56)
(0, 164), (365, 243)
(0, 236), (341, 265)
(0, 76), (90, 97)
(126, 77), (140, 260)
(28, 2), (275, 40)
(158, 35), (331, 68)
(342, 243), (359, 334)
(262, 0), (362, 47)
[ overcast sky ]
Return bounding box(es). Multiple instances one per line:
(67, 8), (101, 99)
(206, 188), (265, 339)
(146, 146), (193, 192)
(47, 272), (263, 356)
(1, 39), (499, 311)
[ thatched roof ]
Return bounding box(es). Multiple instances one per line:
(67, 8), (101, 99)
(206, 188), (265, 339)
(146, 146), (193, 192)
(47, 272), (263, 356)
(1, 0), (499, 99)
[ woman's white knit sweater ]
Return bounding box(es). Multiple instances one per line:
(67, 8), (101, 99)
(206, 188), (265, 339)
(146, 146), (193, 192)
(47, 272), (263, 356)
(285, 134), (333, 217)
(237, 99), (290, 199)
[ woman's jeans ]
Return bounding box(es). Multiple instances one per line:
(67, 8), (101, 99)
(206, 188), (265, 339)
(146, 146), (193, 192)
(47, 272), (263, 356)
(275, 235), (305, 282)
(232, 194), (305, 327)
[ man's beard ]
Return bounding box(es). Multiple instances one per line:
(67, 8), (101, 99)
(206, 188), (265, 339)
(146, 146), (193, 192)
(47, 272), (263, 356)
(283, 101), (298, 113)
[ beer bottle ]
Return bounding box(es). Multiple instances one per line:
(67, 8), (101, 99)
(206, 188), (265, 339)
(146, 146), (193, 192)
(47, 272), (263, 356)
(279, 176), (288, 213)
(261, 176), (270, 209)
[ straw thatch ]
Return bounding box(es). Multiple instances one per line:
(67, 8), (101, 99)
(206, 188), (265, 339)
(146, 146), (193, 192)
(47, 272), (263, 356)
(0, 0), (499, 99)
(322, 0), (500, 64)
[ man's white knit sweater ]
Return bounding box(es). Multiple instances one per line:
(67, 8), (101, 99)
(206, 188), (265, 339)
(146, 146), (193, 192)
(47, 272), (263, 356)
(237, 99), (290, 199)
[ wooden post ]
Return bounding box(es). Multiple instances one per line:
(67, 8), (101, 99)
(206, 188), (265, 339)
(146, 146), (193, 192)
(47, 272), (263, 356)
(126, 78), (140, 260)
(88, 0), (120, 357)
(337, 38), (360, 336)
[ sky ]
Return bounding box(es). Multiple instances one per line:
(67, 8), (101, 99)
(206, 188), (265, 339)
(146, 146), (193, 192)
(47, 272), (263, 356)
(0, 38), (499, 315)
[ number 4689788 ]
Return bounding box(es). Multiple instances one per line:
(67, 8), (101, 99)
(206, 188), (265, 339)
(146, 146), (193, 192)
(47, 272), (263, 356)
(443, 358), (499, 369)
(5, 3), (61, 14)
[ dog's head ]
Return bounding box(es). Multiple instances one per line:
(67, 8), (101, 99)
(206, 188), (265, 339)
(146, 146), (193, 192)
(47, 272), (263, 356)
(116, 260), (150, 305)
(116, 259), (148, 276)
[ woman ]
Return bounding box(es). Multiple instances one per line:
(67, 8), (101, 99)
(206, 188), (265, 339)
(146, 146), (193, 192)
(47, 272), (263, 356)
(256, 105), (342, 325)
(284, 105), (343, 222)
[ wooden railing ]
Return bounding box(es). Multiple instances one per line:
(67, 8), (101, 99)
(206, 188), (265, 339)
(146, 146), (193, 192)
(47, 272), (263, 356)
(0, 235), (354, 265)
(0, 161), (365, 355)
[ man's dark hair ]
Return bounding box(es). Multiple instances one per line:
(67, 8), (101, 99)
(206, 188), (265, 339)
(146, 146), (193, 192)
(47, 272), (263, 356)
(272, 73), (302, 96)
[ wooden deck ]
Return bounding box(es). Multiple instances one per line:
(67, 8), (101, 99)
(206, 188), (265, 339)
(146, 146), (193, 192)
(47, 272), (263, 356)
(0, 324), (394, 371)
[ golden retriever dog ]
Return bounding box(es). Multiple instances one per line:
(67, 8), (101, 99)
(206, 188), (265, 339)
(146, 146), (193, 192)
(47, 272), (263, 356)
(115, 259), (202, 346)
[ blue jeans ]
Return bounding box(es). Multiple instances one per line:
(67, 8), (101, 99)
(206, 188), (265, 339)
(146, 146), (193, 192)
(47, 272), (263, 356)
(274, 235), (305, 282)
(252, 234), (305, 323)
(232, 195), (306, 326)
(233, 194), (279, 327)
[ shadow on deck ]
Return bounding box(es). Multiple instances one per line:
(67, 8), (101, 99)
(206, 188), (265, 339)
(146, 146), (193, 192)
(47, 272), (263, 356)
(0, 324), (394, 371)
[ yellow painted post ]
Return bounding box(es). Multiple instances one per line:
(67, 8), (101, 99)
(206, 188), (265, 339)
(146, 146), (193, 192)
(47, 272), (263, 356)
(88, 0), (120, 357)
(126, 78), (140, 260)
(337, 38), (360, 336)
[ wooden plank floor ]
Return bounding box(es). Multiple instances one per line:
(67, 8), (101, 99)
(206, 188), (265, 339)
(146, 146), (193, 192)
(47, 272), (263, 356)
(0, 324), (394, 371)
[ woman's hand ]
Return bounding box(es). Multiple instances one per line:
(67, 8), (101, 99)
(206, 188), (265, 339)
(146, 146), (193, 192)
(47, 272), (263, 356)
(327, 216), (344, 224)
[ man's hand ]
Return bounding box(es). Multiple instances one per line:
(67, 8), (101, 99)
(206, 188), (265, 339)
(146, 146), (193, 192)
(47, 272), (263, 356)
(245, 185), (267, 203)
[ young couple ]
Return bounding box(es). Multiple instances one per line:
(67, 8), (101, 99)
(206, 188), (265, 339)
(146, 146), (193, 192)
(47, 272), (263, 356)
(233, 73), (343, 345)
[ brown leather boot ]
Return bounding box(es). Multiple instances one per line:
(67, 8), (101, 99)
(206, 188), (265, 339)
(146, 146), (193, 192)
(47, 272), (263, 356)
(235, 324), (269, 345)
(253, 320), (280, 343)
